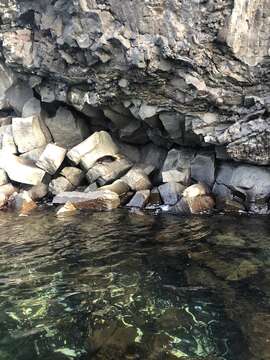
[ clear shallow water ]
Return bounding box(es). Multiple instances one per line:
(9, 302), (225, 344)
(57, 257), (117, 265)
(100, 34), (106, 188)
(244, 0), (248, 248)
(0, 209), (270, 360)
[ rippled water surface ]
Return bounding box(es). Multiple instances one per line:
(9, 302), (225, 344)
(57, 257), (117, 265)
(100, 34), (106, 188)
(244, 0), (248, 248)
(0, 208), (270, 360)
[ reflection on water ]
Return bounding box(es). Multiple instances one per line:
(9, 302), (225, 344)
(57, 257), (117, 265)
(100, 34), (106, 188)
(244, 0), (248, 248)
(0, 209), (270, 360)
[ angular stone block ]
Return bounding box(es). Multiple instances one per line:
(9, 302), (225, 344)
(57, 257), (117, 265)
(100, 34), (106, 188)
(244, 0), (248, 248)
(49, 177), (74, 195)
(122, 167), (152, 191)
(158, 182), (185, 205)
(0, 152), (46, 185)
(12, 115), (51, 153)
(60, 167), (84, 187)
(162, 148), (195, 184)
(36, 143), (67, 175)
(98, 180), (130, 197)
(67, 131), (119, 167)
(53, 190), (120, 211)
(45, 107), (90, 149)
(86, 157), (132, 186)
(126, 190), (150, 208)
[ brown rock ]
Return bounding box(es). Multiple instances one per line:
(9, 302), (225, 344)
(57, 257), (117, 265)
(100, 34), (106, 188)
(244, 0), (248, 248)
(186, 195), (215, 214)
(53, 190), (120, 211)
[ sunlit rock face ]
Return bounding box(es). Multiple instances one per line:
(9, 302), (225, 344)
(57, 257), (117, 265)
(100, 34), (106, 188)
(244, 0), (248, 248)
(0, 0), (270, 165)
(226, 0), (270, 66)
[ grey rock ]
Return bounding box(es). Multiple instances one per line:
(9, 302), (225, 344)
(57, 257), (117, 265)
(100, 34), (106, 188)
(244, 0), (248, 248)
(22, 97), (42, 117)
(49, 177), (74, 195)
(0, 61), (15, 110)
(45, 107), (90, 149)
(162, 148), (194, 184)
(27, 183), (48, 201)
(0, 152), (46, 185)
(158, 182), (186, 205)
(190, 152), (215, 187)
(36, 143), (67, 175)
(86, 157), (132, 186)
(6, 82), (33, 114)
(84, 183), (98, 193)
(60, 167), (84, 187)
(126, 190), (150, 208)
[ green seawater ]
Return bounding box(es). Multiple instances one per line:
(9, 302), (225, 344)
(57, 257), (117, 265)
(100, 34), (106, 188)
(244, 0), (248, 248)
(0, 208), (269, 360)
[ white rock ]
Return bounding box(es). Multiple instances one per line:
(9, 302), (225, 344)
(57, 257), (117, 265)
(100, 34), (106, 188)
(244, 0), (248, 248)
(0, 152), (46, 185)
(183, 183), (208, 198)
(36, 143), (67, 175)
(0, 168), (8, 185)
(122, 167), (152, 191)
(67, 131), (119, 166)
(20, 146), (46, 162)
(12, 115), (51, 153)
(0, 125), (17, 153)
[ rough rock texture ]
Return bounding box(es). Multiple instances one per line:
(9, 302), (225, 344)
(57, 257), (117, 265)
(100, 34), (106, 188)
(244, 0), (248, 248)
(0, 0), (270, 214)
(0, 0), (269, 164)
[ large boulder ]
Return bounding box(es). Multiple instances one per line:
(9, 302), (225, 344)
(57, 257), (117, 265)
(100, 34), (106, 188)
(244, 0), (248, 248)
(12, 116), (51, 153)
(49, 177), (74, 195)
(60, 167), (84, 187)
(6, 82), (33, 114)
(122, 167), (152, 191)
(45, 107), (90, 149)
(0, 152), (46, 185)
(158, 182), (185, 205)
(36, 143), (67, 175)
(162, 148), (194, 184)
(67, 131), (119, 167)
(190, 152), (216, 187)
(53, 190), (120, 211)
(214, 163), (270, 213)
(126, 190), (150, 208)
(86, 157), (132, 186)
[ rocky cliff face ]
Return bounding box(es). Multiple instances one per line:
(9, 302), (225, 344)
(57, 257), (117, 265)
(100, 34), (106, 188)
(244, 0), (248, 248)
(0, 0), (270, 214)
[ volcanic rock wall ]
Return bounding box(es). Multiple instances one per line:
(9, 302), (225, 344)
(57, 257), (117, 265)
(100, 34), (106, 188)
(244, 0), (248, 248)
(0, 0), (270, 213)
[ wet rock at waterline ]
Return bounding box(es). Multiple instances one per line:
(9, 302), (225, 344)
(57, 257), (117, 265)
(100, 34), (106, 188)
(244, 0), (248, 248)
(126, 190), (150, 209)
(53, 190), (120, 211)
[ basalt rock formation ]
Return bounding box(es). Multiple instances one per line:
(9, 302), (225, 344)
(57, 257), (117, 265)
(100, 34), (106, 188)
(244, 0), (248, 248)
(0, 0), (270, 214)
